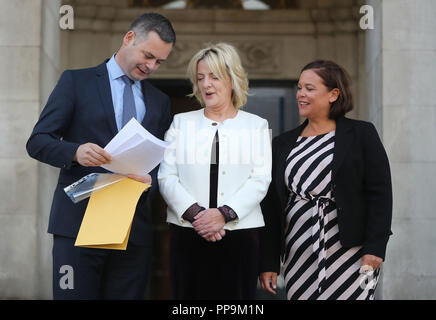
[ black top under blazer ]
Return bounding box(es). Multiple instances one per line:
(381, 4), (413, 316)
(260, 116), (393, 273)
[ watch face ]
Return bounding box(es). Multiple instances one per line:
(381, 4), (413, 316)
(229, 209), (236, 219)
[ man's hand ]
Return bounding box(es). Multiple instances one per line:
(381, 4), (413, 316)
(74, 143), (112, 167)
(127, 174), (152, 185)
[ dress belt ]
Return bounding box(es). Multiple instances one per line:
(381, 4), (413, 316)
(294, 193), (334, 293)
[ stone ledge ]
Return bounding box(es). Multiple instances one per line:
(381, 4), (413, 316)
(72, 7), (361, 24)
(72, 13), (360, 35)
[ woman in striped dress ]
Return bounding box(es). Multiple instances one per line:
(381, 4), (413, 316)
(259, 60), (392, 300)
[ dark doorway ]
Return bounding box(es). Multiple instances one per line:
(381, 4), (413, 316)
(244, 80), (299, 137)
(150, 79), (200, 117)
(146, 79), (197, 300)
(146, 79), (297, 299)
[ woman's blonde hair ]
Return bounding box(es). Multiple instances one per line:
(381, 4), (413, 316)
(187, 43), (249, 109)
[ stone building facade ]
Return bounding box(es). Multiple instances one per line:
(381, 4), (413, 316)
(0, 0), (435, 299)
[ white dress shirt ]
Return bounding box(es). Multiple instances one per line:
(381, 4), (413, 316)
(106, 54), (146, 130)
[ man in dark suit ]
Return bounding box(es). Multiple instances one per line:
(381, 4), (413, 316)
(26, 13), (175, 299)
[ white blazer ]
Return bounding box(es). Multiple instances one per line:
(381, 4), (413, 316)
(158, 108), (272, 230)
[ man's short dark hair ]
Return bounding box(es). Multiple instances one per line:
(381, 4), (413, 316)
(129, 12), (176, 44)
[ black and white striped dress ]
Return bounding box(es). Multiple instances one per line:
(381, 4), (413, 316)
(283, 131), (379, 300)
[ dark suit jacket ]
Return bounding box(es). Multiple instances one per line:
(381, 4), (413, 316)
(26, 61), (172, 246)
(260, 116), (393, 273)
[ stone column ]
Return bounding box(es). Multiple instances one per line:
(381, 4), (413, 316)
(0, 0), (61, 298)
(362, 0), (384, 299)
(0, 0), (41, 298)
(38, 0), (62, 299)
(379, 0), (436, 299)
(363, 0), (383, 130)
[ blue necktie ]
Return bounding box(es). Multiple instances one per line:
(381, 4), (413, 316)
(121, 75), (137, 128)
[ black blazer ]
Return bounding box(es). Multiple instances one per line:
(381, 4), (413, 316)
(26, 61), (172, 245)
(260, 116), (393, 273)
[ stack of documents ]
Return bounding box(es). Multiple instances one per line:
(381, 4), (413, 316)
(101, 118), (169, 175)
(71, 118), (169, 250)
(74, 178), (149, 250)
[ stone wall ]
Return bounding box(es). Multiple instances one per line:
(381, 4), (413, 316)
(0, 0), (40, 298)
(62, 0), (364, 119)
(380, 0), (436, 299)
(363, 0), (436, 299)
(0, 0), (61, 299)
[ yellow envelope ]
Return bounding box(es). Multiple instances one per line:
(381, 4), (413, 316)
(75, 178), (150, 250)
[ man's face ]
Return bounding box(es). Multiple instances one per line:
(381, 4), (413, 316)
(118, 30), (173, 81)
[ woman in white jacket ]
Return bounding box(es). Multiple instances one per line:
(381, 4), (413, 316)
(158, 43), (272, 300)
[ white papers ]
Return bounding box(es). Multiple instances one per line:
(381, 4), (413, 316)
(101, 118), (169, 175)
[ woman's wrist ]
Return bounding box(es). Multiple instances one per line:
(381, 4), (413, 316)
(217, 205), (238, 223)
(182, 203), (205, 223)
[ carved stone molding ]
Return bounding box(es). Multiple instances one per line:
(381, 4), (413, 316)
(155, 38), (282, 78)
(63, 4), (361, 79)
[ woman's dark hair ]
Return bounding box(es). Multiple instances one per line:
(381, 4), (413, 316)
(301, 60), (353, 119)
